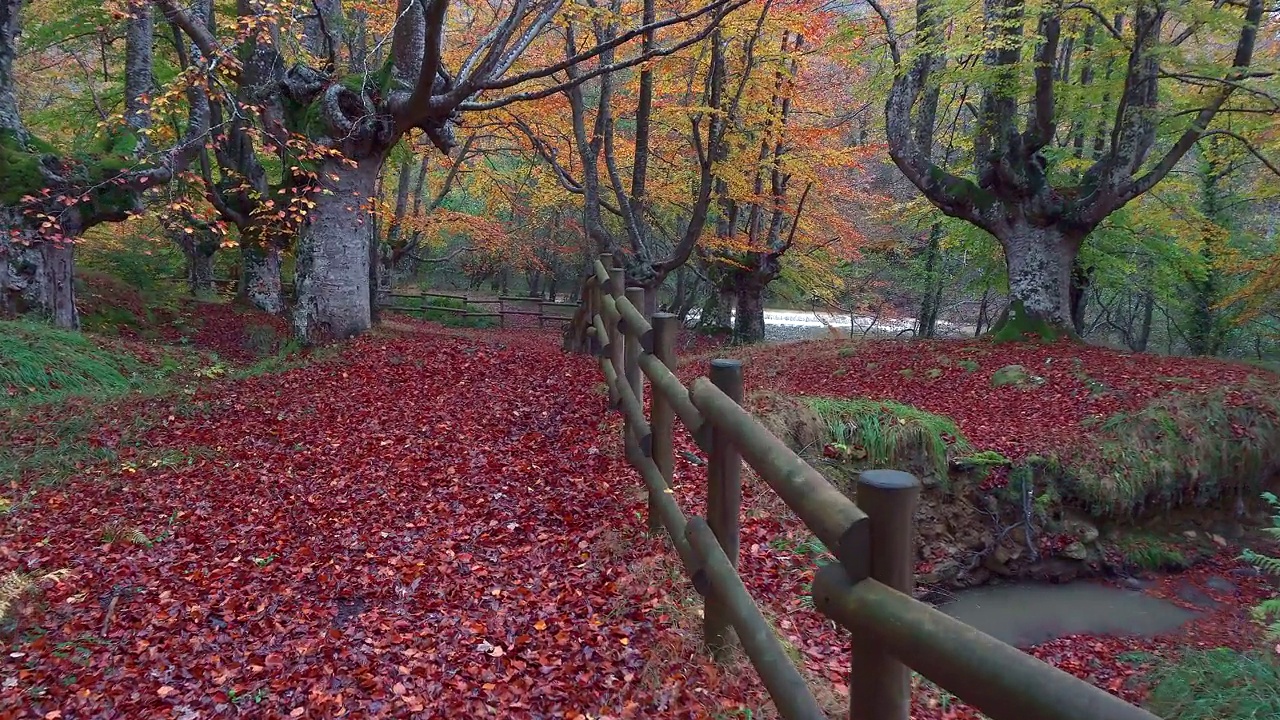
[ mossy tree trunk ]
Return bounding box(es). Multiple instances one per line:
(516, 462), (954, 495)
(185, 241), (217, 298)
(990, 225), (1083, 340)
(883, 0), (1266, 342)
(734, 278), (767, 344)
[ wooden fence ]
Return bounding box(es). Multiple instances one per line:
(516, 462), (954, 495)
(566, 253), (1160, 720)
(380, 290), (578, 329)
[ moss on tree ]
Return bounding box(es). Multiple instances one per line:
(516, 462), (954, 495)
(990, 300), (1069, 343)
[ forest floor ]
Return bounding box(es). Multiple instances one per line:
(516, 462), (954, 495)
(1, 313), (1277, 718)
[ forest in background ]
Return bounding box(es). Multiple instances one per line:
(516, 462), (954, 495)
(3, 0), (1280, 717)
(1, 0), (1277, 360)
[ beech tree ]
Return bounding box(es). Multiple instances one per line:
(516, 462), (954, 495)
(157, 0), (739, 341)
(3, 0), (738, 337)
(2, 0), (209, 327)
(869, 0), (1274, 337)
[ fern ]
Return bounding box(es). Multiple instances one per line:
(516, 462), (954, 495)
(0, 568), (71, 621)
(1244, 492), (1280, 642)
(101, 519), (151, 546)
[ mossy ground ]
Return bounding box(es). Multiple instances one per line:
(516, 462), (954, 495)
(774, 377), (1280, 529)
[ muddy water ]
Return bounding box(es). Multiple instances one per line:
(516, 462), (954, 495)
(939, 582), (1199, 647)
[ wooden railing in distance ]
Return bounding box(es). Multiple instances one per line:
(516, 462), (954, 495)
(578, 252), (1160, 720)
(380, 290), (578, 329)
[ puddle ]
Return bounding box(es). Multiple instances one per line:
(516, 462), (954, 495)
(939, 582), (1200, 647)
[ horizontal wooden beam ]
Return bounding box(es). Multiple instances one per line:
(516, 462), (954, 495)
(601, 356), (652, 456)
(686, 518), (828, 720)
(811, 567), (1162, 720)
(624, 441), (697, 572)
(638, 354), (708, 453)
(614, 295), (653, 352)
(689, 377), (870, 581)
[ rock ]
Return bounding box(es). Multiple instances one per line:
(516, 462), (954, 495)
(991, 364), (1038, 388)
(1061, 541), (1089, 561)
(965, 567), (991, 586)
(918, 522), (947, 540)
(919, 559), (961, 586)
(1182, 530), (1198, 539)
(985, 551), (1015, 577)
(1123, 577), (1154, 591)
(1210, 520), (1246, 540)
(1174, 582), (1220, 609)
(1062, 515), (1099, 544)
(1010, 526), (1027, 546)
(1210, 534), (1228, 547)
(1205, 576), (1236, 593)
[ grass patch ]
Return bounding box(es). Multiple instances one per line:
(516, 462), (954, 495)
(1113, 533), (1192, 572)
(0, 320), (147, 405)
(806, 397), (972, 479)
(0, 318), (305, 491)
(1144, 648), (1280, 720)
(1059, 383), (1280, 516)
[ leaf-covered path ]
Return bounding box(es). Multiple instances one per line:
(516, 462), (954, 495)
(5, 327), (1274, 719)
(2, 329), (713, 718)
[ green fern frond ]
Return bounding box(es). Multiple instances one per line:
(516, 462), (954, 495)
(1244, 550), (1280, 577)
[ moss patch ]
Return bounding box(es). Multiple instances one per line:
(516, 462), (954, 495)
(805, 396), (972, 480)
(1059, 384), (1280, 517)
(991, 300), (1067, 343)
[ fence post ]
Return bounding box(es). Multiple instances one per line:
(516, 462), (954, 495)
(608, 265), (625, 407)
(705, 358), (743, 657)
(849, 469), (920, 720)
(624, 287), (646, 450)
(648, 313), (678, 534)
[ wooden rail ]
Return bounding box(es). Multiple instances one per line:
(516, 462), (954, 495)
(379, 290), (577, 329)
(572, 252), (1160, 720)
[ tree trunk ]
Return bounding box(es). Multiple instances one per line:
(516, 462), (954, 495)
(186, 245), (215, 297)
(1134, 289), (1154, 352)
(293, 156), (380, 341)
(734, 281), (766, 344)
(701, 286), (734, 330)
(2, 215), (74, 328)
(917, 223), (943, 338)
(974, 282), (991, 337)
(994, 226), (1080, 340)
(240, 241), (283, 314)
(1069, 259), (1092, 336)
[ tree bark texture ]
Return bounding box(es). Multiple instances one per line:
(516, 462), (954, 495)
(293, 156), (381, 341)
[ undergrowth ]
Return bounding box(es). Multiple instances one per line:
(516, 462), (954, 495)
(1144, 648), (1280, 720)
(1112, 533), (1192, 572)
(0, 318), (319, 491)
(1062, 385), (1280, 516)
(1138, 493), (1280, 720)
(0, 320), (150, 405)
(792, 378), (1280, 522)
(403, 295), (499, 329)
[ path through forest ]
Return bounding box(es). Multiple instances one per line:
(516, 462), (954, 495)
(4, 324), (1272, 719)
(2, 328), (722, 717)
